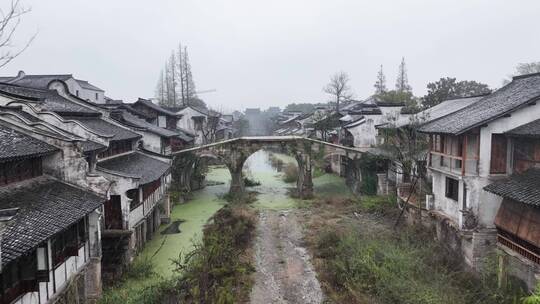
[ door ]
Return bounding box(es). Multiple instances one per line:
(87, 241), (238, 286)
(104, 195), (123, 230)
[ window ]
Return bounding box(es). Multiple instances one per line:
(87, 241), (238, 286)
(0, 157), (43, 185)
(490, 134), (507, 174)
(98, 139), (133, 159)
(445, 177), (459, 201)
(76, 90), (79, 96)
(513, 138), (540, 173)
(95, 92), (98, 100)
(51, 233), (65, 267)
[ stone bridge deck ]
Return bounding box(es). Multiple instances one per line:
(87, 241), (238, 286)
(173, 136), (369, 155)
(172, 136), (377, 198)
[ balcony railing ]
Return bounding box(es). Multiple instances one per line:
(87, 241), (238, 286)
(142, 177), (170, 217)
(498, 233), (540, 264)
(429, 152), (478, 176)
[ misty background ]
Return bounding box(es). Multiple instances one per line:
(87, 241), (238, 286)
(2, 0), (540, 110)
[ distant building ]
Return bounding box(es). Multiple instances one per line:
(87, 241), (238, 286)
(244, 108), (266, 135)
(0, 71), (106, 104)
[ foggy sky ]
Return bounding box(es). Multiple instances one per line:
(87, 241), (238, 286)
(3, 0), (540, 111)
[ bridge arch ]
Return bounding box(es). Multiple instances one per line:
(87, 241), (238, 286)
(172, 136), (363, 199)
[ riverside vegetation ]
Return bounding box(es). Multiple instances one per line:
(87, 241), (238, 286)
(100, 202), (257, 304)
(302, 195), (528, 304)
(101, 151), (535, 304)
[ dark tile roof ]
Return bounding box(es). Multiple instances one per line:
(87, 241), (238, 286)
(0, 124), (59, 162)
(97, 152), (170, 184)
(0, 83), (99, 116)
(0, 177), (105, 266)
(73, 117), (141, 141)
(134, 98), (181, 116)
(80, 140), (106, 153)
(0, 105), (41, 122)
(113, 110), (180, 138)
(119, 104), (154, 120)
(76, 79), (104, 92)
(419, 73), (540, 135)
(484, 168), (540, 207)
(394, 96), (484, 128)
(506, 119), (540, 138)
(8, 74), (73, 89)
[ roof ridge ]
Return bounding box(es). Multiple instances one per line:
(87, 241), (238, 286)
(512, 72), (540, 80)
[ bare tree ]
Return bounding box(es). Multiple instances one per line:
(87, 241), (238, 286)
(177, 43), (186, 105)
(200, 110), (222, 144)
(155, 69), (166, 105)
(169, 52), (177, 105)
(0, 0), (35, 69)
(323, 71), (353, 112)
(503, 61), (540, 84)
(181, 46), (196, 104)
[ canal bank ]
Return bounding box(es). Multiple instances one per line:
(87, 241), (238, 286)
(100, 149), (352, 303)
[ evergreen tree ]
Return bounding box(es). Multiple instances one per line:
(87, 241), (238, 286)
(396, 57), (412, 93)
(374, 64), (387, 95)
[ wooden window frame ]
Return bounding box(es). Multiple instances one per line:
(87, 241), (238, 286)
(490, 134), (508, 174)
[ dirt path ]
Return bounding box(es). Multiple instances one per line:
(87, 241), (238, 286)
(250, 209), (324, 304)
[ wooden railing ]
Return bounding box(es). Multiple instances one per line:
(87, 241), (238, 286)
(498, 233), (540, 264)
(429, 152), (478, 176)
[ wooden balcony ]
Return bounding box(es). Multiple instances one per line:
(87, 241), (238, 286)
(498, 232), (540, 265)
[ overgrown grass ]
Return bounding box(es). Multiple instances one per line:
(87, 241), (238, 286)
(357, 195), (396, 215)
(305, 195), (526, 304)
(523, 283), (540, 304)
(124, 257), (155, 280)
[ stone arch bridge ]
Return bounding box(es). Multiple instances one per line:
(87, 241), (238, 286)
(172, 136), (366, 198)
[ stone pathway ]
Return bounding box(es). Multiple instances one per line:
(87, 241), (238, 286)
(250, 210), (323, 304)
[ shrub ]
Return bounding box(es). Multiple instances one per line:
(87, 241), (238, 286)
(358, 195), (395, 214)
(282, 163), (298, 183)
(124, 257), (155, 280)
(171, 205), (257, 303)
(523, 283), (540, 304)
(314, 225), (526, 304)
(243, 176), (261, 187)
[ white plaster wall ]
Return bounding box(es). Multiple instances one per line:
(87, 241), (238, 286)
(158, 115), (166, 128)
(140, 131), (162, 154)
(14, 292), (39, 304)
(96, 169), (139, 229)
(379, 106), (404, 116)
(348, 116), (379, 148)
(431, 171), (461, 224)
(63, 78), (83, 97)
(177, 107), (201, 133)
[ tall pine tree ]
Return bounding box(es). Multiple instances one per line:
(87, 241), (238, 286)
(374, 64), (387, 95)
(395, 57), (412, 93)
